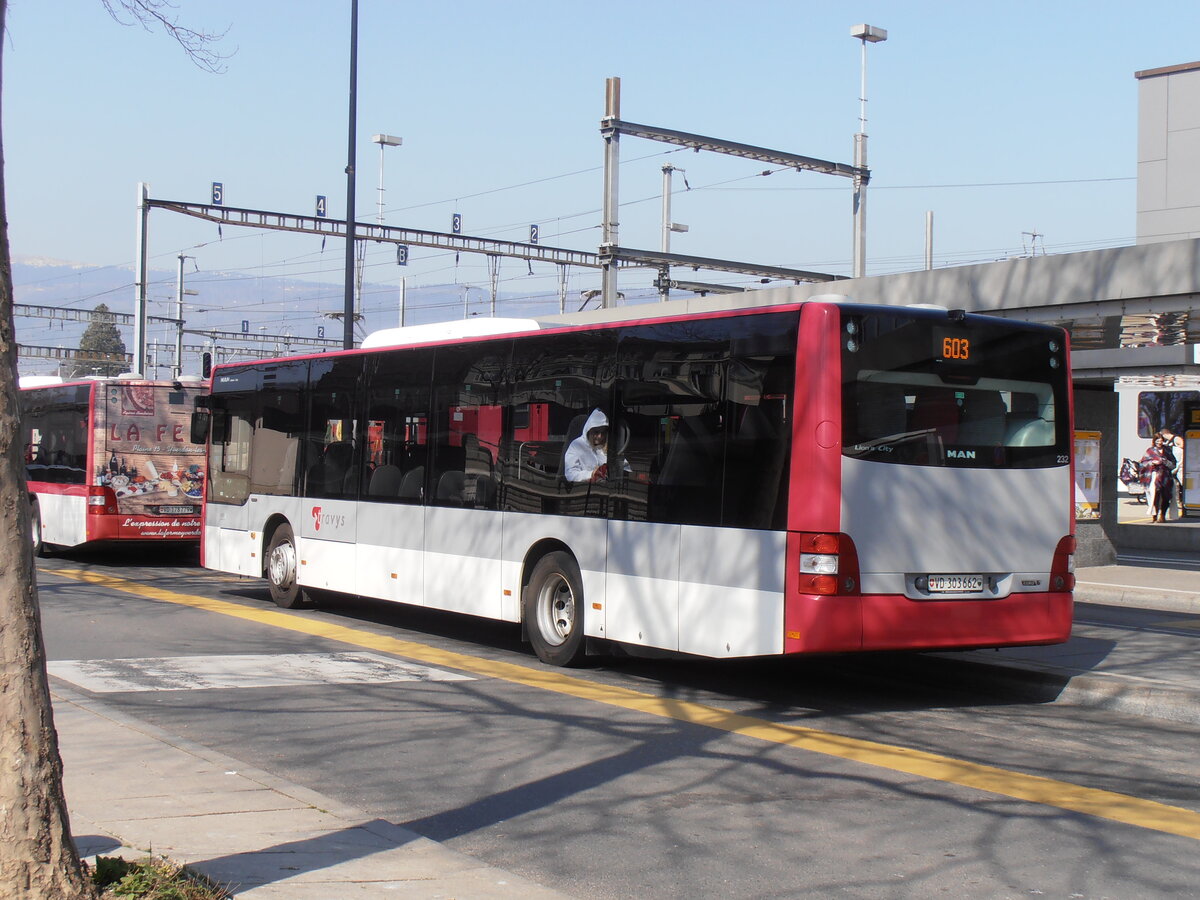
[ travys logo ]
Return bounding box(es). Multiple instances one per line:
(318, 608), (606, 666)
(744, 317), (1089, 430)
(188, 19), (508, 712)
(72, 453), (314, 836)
(311, 506), (346, 532)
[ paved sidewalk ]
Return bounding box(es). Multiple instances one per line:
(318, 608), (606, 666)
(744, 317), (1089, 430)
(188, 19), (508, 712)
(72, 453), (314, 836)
(56, 685), (572, 899)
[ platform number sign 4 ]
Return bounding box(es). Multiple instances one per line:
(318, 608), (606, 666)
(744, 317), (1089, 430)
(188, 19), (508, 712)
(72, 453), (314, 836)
(316, 195), (327, 218)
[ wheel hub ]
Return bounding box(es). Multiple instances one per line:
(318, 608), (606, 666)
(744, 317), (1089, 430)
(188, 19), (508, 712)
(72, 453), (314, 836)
(268, 539), (296, 589)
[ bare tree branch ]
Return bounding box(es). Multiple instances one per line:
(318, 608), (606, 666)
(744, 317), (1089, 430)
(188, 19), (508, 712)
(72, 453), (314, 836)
(100, 0), (233, 74)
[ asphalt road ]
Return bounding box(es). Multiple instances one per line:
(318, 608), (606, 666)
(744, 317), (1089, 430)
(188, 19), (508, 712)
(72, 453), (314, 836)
(37, 547), (1200, 899)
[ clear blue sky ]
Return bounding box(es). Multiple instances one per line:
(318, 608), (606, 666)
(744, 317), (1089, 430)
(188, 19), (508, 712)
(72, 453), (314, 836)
(6, 1), (1200, 340)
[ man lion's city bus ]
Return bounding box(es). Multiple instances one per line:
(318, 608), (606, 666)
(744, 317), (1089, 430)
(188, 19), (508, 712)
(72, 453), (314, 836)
(197, 300), (1075, 666)
(20, 375), (206, 553)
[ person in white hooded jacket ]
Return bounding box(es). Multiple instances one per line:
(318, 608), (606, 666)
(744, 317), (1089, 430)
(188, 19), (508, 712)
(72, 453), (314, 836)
(564, 408), (617, 483)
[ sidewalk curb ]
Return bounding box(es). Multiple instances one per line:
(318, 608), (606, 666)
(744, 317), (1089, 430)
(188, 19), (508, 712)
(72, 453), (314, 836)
(929, 655), (1200, 726)
(1074, 582), (1200, 615)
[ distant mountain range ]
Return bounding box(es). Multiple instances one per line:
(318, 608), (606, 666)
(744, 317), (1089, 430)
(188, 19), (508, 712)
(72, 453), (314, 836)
(13, 256), (655, 377)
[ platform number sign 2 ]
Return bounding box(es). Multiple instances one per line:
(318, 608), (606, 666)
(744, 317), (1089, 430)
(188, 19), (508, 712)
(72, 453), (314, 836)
(211, 182), (224, 206)
(530, 224), (540, 245)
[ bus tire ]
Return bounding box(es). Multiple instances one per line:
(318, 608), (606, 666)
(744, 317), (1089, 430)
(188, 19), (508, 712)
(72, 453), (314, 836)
(524, 551), (586, 667)
(30, 500), (46, 558)
(265, 524), (312, 609)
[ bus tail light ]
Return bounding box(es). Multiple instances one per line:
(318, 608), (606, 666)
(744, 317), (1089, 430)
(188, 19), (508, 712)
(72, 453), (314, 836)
(1050, 535), (1076, 592)
(87, 485), (119, 516)
(795, 532), (860, 596)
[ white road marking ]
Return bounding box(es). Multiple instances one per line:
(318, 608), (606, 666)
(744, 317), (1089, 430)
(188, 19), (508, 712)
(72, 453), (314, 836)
(48, 652), (473, 693)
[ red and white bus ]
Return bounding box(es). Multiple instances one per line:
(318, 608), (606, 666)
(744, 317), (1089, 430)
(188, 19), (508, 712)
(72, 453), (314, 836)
(196, 300), (1075, 666)
(20, 376), (206, 553)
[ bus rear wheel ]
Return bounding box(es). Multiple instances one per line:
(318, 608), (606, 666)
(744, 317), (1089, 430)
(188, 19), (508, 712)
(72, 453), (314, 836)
(524, 551), (586, 667)
(265, 524), (313, 609)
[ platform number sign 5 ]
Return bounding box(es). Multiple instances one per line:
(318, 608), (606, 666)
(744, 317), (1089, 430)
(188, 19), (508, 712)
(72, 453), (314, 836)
(211, 182), (224, 206)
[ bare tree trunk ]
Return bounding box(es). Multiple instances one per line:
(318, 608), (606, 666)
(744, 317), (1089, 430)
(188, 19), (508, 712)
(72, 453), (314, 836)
(0, 1), (97, 896)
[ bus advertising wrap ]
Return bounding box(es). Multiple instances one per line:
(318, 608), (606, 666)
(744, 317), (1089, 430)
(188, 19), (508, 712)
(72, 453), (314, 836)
(96, 383), (204, 538)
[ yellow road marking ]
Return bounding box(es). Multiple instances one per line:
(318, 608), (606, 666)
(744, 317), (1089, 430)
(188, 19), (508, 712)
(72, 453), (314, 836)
(46, 566), (1200, 841)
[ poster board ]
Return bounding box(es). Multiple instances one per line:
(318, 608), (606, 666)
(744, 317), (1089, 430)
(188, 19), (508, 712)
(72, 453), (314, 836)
(1073, 430), (1101, 520)
(1184, 404), (1200, 516)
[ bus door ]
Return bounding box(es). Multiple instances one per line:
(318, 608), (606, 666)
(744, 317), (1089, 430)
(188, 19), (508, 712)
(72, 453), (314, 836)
(357, 349), (434, 607)
(300, 357), (363, 593)
(423, 343), (508, 619)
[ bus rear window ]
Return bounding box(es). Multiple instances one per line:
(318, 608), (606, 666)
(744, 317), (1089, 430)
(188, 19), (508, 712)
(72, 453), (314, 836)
(841, 311), (1069, 469)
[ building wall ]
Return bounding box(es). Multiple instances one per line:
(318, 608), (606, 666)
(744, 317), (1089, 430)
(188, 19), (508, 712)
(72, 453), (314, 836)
(1137, 61), (1200, 244)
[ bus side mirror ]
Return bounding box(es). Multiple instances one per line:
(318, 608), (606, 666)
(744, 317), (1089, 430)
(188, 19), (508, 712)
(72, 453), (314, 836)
(209, 409), (228, 445)
(190, 411), (211, 445)
(202, 352), (212, 379)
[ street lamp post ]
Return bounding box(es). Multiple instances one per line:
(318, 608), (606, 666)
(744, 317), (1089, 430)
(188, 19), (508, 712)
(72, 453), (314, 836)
(342, 0), (359, 351)
(372, 133), (403, 225)
(851, 23), (886, 279)
(659, 164), (689, 301)
(174, 253), (198, 378)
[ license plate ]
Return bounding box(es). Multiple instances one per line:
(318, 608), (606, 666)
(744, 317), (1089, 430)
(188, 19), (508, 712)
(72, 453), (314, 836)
(155, 505), (198, 515)
(927, 574), (984, 594)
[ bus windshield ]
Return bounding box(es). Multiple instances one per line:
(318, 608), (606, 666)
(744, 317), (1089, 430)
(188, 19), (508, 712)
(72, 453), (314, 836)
(841, 310), (1070, 469)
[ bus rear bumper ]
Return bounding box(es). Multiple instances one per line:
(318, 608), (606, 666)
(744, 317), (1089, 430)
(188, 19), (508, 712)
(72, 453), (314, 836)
(784, 590), (1074, 654)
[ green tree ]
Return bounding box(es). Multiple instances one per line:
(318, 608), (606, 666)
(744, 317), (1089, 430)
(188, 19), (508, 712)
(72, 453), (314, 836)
(69, 303), (128, 377)
(0, 4), (226, 896)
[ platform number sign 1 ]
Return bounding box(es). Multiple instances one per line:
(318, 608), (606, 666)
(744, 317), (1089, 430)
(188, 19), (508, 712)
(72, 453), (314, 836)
(211, 182), (224, 206)
(316, 195), (327, 218)
(452, 213), (462, 234)
(530, 224), (539, 245)
(241, 320), (249, 334)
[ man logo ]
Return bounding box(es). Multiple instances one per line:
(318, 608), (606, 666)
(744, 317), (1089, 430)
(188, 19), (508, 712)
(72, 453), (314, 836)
(947, 449), (976, 460)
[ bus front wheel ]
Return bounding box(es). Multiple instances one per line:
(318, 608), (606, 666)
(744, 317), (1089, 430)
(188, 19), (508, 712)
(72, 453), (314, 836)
(524, 551), (586, 667)
(30, 500), (46, 558)
(265, 524), (313, 609)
